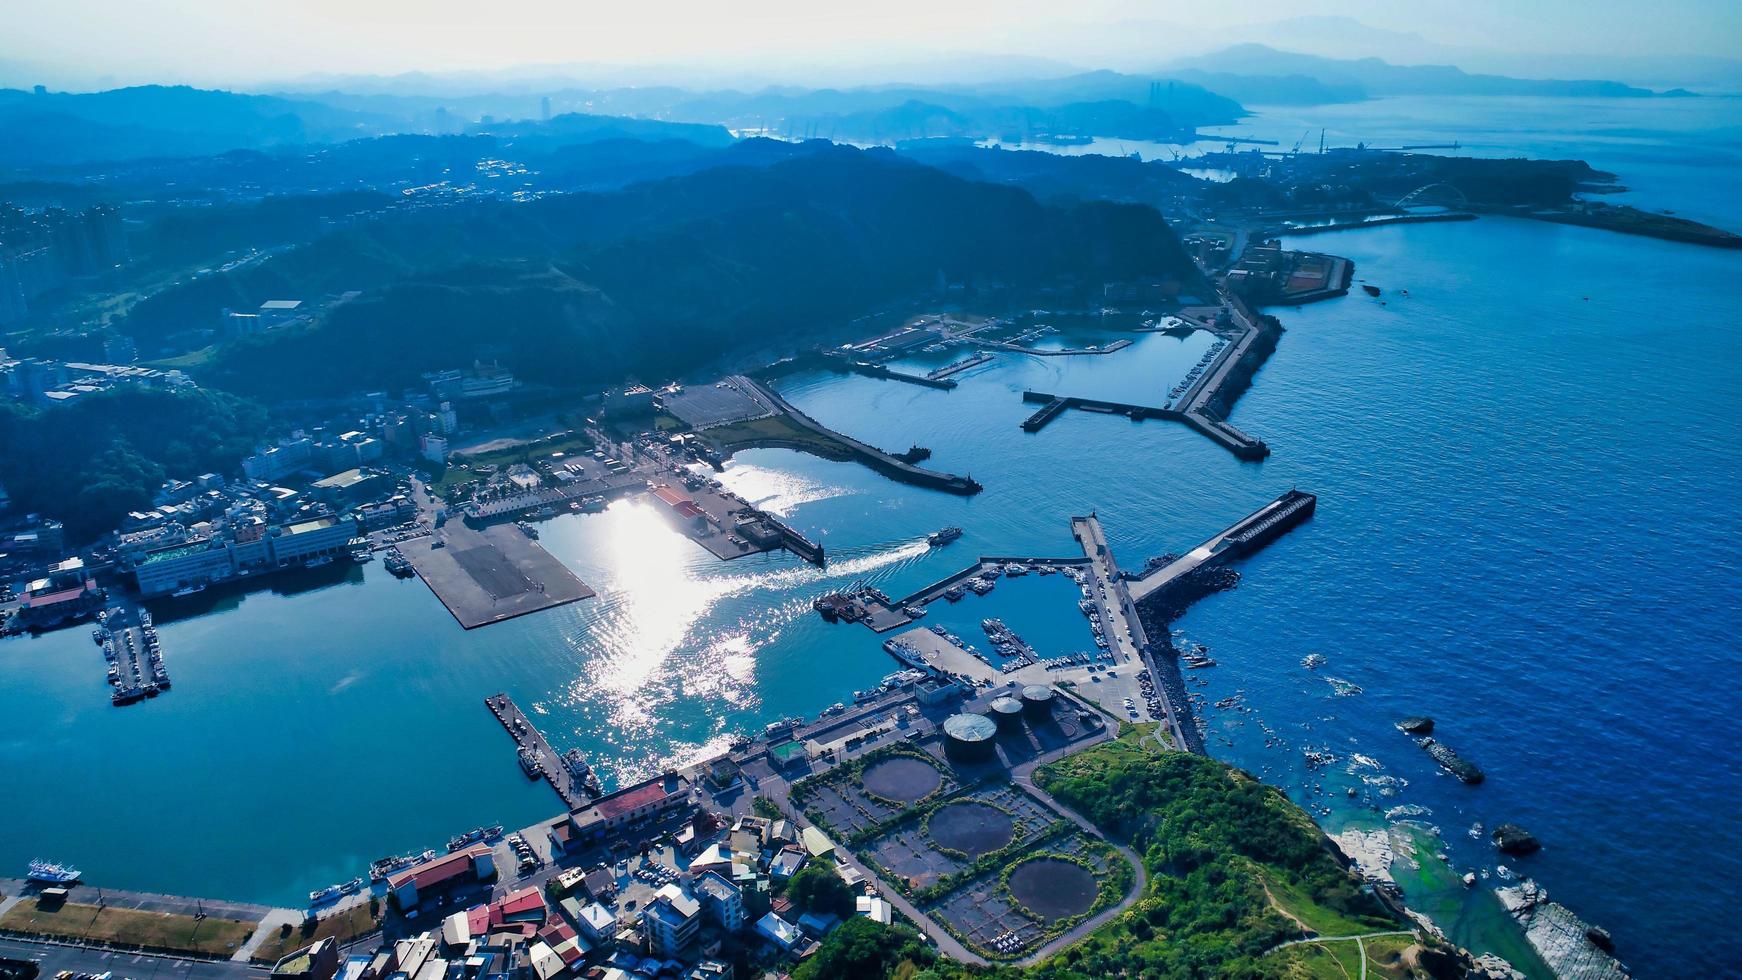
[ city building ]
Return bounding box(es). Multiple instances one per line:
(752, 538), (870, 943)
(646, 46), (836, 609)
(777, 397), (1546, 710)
(567, 772), (693, 841)
(641, 884), (701, 958)
(271, 938), (340, 980)
(754, 912), (800, 952)
(131, 515), (359, 596)
(692, 871), (744, 932)
(388, 844), (495, 908)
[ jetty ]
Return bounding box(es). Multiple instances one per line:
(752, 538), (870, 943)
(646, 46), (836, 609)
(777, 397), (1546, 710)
(741, 378), (983, 495)
(1129, 489), (1317, 604)
(485, 692), (590, 808)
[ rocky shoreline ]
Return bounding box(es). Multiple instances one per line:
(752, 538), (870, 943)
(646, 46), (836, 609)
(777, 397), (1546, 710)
(1498, 880), (1632, 979)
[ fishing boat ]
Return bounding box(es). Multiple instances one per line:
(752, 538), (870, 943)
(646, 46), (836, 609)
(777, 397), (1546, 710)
(27, 860), (81, 884)
(449, 825), (504, 851)
(309, 885), (342, 906)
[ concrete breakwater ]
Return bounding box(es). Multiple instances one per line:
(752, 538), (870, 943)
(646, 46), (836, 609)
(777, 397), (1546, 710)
(829, 357), (960, 389)
(743, 378), (983, 495)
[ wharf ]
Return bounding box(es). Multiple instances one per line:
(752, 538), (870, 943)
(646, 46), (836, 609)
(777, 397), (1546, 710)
(465, 472), (646, 522)
(98, 603), (169, 706)
(485, 692), (589, 809)
(927, 352), (995, 379)
(401, 521), (595, 630)
(1128, 489), (1317, 604)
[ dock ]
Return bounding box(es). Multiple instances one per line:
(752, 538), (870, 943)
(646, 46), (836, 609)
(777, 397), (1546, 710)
(402, 521), (596, 630)
(485, 692), (591, 809)
(982, 337), (1133, 357)
(98, 603), (169, 707)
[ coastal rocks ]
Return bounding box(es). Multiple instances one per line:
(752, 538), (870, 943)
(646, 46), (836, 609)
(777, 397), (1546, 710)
(1497, 880), (1632, 979)
(1331, 827), (1396, 883)
(1416, 736), (1485, 783)
(1492, 823), (1543, 855)
(1397, 715), (1436, 735)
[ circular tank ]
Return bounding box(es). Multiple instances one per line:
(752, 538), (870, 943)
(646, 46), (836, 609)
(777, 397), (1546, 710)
(942, 712), (998, 762)
(989, 696), (1026, 731)
(1021, 684), (1057, 720)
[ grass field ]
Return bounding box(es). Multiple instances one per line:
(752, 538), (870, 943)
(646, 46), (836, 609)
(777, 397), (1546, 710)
(0, 901), (256, 957)
(250, 903), (381, 964)
(704, 413), (852, 459)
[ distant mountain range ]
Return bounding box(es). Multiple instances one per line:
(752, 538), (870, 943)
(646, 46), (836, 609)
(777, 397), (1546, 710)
(1162, 44), (1695, 104)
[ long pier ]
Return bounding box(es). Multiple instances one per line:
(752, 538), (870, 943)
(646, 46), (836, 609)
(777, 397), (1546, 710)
(1129, 490), (1317, 603)
(485, 692), (587, 809)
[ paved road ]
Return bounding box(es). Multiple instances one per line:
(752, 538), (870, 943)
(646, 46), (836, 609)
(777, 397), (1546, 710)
(0, 936), (259, 980)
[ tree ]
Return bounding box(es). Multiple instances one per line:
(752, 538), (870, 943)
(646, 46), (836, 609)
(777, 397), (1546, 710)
(793, 917), (934, 980)
(785, 862), (854, 919)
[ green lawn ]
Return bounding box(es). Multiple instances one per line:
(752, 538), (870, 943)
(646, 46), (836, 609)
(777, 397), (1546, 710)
(250, 903), (381, 964)
(0, 900), (256, 957)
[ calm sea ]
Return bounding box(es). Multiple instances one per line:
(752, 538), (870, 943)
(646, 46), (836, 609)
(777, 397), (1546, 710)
(2, 95), (1737, 976)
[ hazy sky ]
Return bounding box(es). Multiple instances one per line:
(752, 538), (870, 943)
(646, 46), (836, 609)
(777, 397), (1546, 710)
(3, 0), (1739, 89)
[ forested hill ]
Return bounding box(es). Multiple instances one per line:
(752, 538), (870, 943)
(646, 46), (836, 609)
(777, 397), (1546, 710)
(191, 144), (1195, 400)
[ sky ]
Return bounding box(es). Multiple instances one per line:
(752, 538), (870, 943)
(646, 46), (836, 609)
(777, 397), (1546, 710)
(2, 0), (1739, 90)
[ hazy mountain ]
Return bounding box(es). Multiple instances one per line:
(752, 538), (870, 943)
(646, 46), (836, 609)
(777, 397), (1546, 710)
(0, 85), (396, 164)
(1166, 45), (1687, 100)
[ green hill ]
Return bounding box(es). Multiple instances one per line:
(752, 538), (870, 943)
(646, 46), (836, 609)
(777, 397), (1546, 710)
(188, 145), (1194, 400)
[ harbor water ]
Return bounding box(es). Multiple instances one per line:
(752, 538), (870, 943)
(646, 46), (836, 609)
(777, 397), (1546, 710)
(2, 96), (1739, 976)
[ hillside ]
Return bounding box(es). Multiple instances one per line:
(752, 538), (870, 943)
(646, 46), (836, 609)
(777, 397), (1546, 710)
(183, 145), (1194, 400)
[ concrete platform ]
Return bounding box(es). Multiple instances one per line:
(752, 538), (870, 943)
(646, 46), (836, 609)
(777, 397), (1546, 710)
(403, 522), (595, 630)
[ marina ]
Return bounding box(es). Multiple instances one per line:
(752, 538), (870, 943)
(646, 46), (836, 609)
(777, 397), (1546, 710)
(1012, 295), (1275, 460)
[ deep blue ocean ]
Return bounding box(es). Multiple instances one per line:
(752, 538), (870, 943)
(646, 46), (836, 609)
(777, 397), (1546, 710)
(2, 95), (1737, 976)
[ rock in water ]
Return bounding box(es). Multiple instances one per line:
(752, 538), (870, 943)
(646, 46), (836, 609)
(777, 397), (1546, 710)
(1497, 881), (1631, 979)
(1492, 823), (1543, 855)
(1397, 716), (1435, 734)
(1417, 736), (1484, 783)
(1586, 925), (1615, 952)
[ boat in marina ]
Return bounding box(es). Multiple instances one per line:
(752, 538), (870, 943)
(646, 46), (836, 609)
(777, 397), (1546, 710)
(27, 859), (81, 884)
(518, 746), (541, 778)
(309, 884), (342, 906)
(449, 824), (504, 851)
